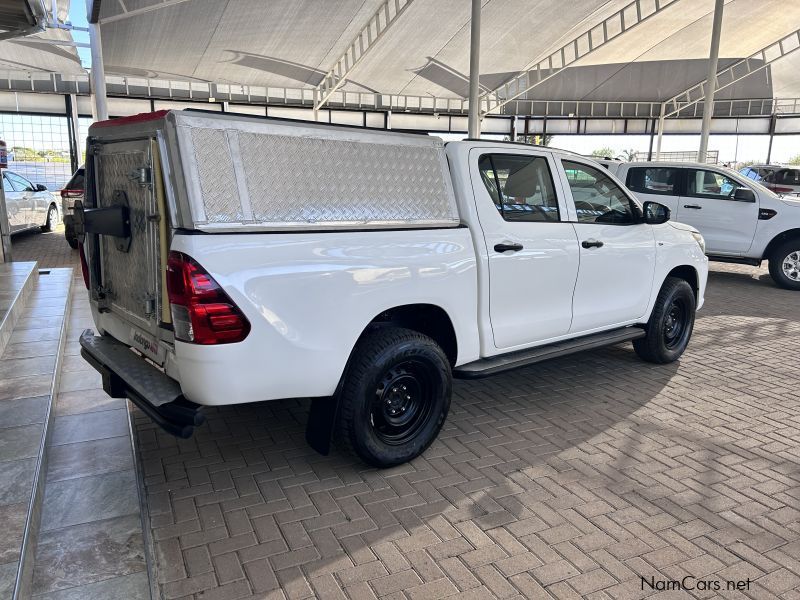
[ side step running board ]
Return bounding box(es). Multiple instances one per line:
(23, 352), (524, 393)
(454, 327), (646, 379)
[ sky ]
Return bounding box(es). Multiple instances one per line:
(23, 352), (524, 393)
(67, 5), (91, 67)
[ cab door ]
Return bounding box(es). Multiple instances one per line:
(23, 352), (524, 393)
(676, 168), (758, 255)
(469, 149), (580, 350)
(558, 159), (656, 333)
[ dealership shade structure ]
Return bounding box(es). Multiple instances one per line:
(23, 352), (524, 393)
(3, 0), (800, 144)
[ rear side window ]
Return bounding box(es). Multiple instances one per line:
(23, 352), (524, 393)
(65, 169), (85, 190)
(478, 154), (560, 222)
(626, 167), (679, 196)
(562, 160), (638, 225)
(2, 176), (11, 193)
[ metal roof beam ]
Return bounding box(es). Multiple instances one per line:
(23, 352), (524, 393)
(481, 0), (681, 117)
(98, 0), (196, 24)
(664, 27), (800, 118)
(314, 0), (415, 112)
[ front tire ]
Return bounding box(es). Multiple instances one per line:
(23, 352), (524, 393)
(336, 327), (451, 468)
(634, 277), (696, 364)
(768, 240), (800, 290)
(41, 205), (57, 232)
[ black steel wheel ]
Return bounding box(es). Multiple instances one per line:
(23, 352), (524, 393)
(634, 276), (696, 364)
(337, 327), (451, 467)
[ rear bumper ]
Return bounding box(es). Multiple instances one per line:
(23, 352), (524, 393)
(79, 329), (204, 438)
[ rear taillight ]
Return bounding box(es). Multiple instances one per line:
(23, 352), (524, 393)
(771, 185), (795, 193)
(166, 252), (250, 345)
(60, 189), (83, 198)
(78, 243), (90, 290)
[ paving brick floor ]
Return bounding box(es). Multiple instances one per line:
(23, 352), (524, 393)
(128, 261), (800, 600)
(12, 228), (800, 599)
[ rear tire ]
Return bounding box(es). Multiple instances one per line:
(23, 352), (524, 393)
(634, 277), (696, 364)
(768, 239), (800, 290)
(336, 326), (451, 468)
(41, 205), (57, 232)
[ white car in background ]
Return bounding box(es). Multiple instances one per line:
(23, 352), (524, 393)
(603, 161), (800, 289)
(2, 170), (61, 234)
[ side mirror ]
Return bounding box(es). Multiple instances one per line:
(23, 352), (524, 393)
(35, 184), (47, 192)
(733, 187), (755, 202)
(643, 201), (670, 225)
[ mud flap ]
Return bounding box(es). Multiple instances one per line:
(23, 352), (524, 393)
(305, 394), (342, 456)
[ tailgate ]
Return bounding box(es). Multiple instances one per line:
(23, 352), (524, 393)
(91, 138), (168, 342)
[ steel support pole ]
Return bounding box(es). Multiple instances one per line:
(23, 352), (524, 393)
(655, 103), (666, 160)
(87, 0), (108, 121)
(67, 94), (81, 171)
(467, 0), (482, 139)
(766, 113), (777, 163)
(698, 0), (724, 162)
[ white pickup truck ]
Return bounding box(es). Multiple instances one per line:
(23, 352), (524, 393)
(601, 160), (800, 290)
(75, 110), (707, 467)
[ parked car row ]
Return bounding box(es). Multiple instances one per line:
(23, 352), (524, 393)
(599, 160), (800, 290)
(739, 164), (800, 196)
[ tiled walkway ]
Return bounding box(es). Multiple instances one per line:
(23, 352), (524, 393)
(12, 227), (800, 599)
(0, 265), (68, 598)
(11, 228), (150, 599)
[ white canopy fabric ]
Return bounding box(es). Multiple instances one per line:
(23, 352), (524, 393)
(0, 0), (82, 74)
(92, 0), (800, 106)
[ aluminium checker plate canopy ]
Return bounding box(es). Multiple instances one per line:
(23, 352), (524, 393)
(152, 110), (461, 232)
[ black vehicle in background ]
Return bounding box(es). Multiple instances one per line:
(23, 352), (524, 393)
(62, 167), (84, 249)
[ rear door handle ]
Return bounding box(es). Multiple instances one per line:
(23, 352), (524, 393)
(683, 204), (702, 209)
(494, 242), (523, 253)
(581, 239), (604, 249)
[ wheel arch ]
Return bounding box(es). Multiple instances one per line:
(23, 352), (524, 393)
(664, 264), (699, 299)
(763, 228), (800, 261)
(360, 303), (458, 366)
(305, 303), (457, 458)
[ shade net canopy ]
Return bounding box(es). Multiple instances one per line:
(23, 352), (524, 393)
(91, 0), (800, 108)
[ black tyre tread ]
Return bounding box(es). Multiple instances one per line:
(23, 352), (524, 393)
(336, 326), (450, 466)
(634, 276), (695, 364)
(768, 239), (800, 291)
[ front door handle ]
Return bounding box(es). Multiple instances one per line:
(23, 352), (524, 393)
(581, 239), (604, 249)
(494, 242), (523, 253)
(683, 204), (702, 209)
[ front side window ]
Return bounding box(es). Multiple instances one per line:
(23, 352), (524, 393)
(687, 169), (739, 199)
(626, 167), (679, 196)
(562, 160), (638, 225)
(5, 173), (32, 192)
(478, 154), (560, 222)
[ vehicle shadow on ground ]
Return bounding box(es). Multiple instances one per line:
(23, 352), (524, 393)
(132, 343), (681, 594)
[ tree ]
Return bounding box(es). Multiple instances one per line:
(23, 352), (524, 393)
(619, 148), (638, 161)
(590, 146), (616, 158)
(787, 154), (800, 165)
